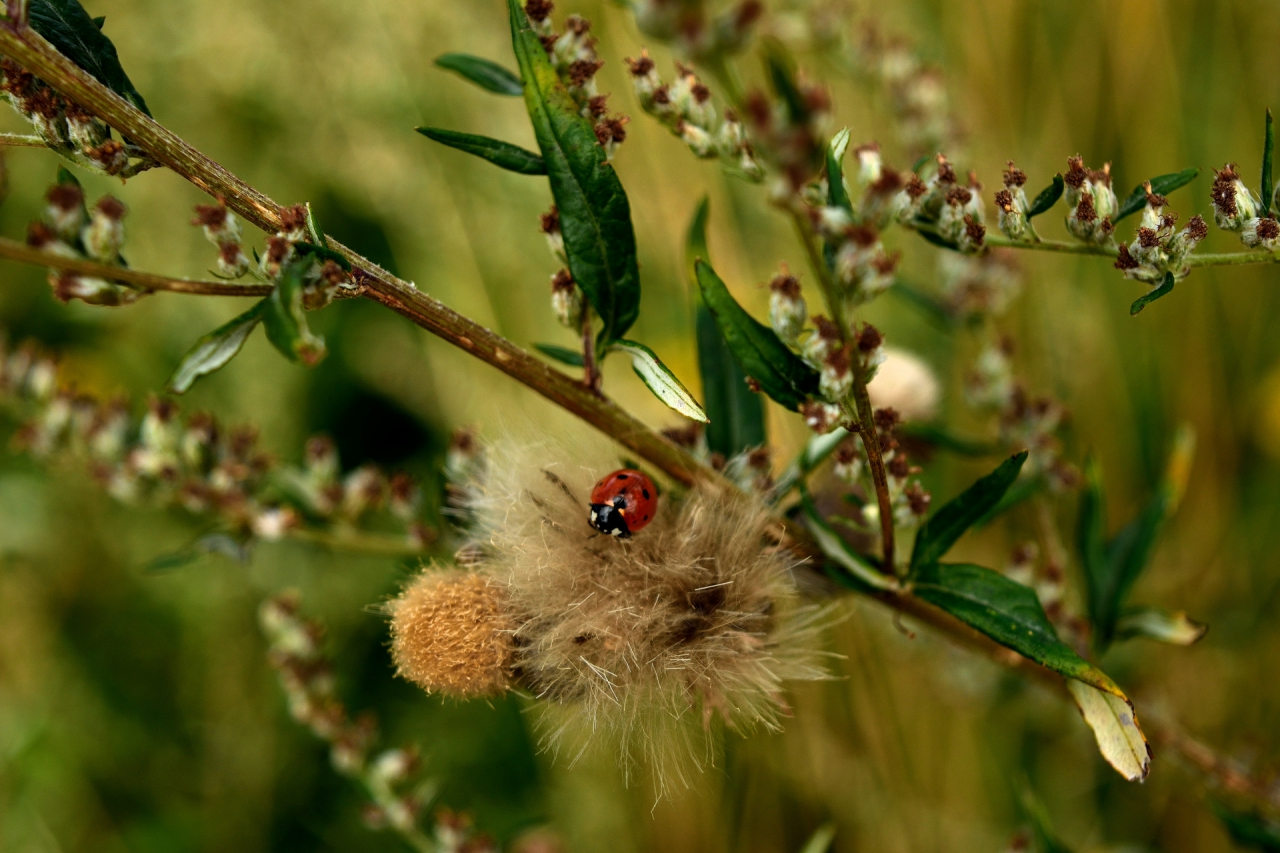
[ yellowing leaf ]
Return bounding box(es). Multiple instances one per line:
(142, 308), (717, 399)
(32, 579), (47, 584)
(1067, 679), (1151, 782)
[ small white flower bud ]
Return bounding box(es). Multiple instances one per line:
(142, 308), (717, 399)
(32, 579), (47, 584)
(820, 345), (854, 400)
(677, 120), (715, 157)
(854, 143), (882, 185)
(81, 196), (126, 263)
(801, 400), (843, 434)
(550, 269), (583, 328)
(768, 271), (807, 343)
(45, 181), (86, 242)
(1241, 216), (1280, 250)
(1211, 164), (1259, 231)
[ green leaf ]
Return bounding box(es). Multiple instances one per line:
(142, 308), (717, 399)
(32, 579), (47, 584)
(609, 339), (709, 423)
(435, 52), (524, 96)
(262, 258), (326, 366)
(915, 227), (960, 251)
(293, 240), (351, 271)
(1130, 272), (1175, 315)
(910, 452), (1028, 571)
(911, 563), (1129, 697)
(509, 0), (641, 347)
(55, 165), (82, 191)
(686, 198), (766, 456)
(695, 259), (819, 411)
(304, 202), (328, 248)
(1114, 168), (1200, 223)
(1066, 680), (1152, 782)
(798, 822), (837, 853)
(801, 497), (895, 591)
(167, 300), (266, 394)
(29, 0), (151, 116)
(1026, 174), (1064, 218)
(763, 41), (810, 125)
(1085, 428), (1192, 649)
(972, 471), (1043, 529)
(826, 128), (851, 212)
(1114, 606), (1207, 646)
(1263, 109), (1275, 218)
(416, 127), (547, 175)
(1210, 801), (1280, 852)
(533, 342), (584, 367)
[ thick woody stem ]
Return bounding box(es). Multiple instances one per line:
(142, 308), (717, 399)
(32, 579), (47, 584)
(0, 235), (274, 296)
(0, 20), (708, 487)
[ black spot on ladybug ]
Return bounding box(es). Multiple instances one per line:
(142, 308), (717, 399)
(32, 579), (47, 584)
(616, 473), (629, 479)
(641, 488), (650, 500)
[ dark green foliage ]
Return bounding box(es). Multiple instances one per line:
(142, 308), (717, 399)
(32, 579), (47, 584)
(508, 0), (640, 349)
(1130, 273), (1175, 315)
(417, 127), (547, 175)
(263, 258), (325, 364)
(435, 53), (524, 96)
(1114, 168), (1200, 223)
(686, 198), (766, 456)
(534, 342), (585, 367)
(1211, 801), (1280, 851)
(912, 562), (1122, 694)
(910, 452), (1027, 571)
(29, 0), (151, 115)
(1027, 174), (1064, 218)
(694, 259), (818, 412)
(1262, 109), (1274, 217)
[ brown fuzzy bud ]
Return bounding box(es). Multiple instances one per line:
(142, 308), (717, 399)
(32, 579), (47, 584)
(94, 196), (126, 222)
(934, 155), (956, 184)
(540, 206), (561, 235)
(1184, 214), (1208, 241)
(856, 324), (883, 353)
(625, 53), (654, 76)
(567, 59), (604, 88)
(1064, 155), (1087, 189)
(1258, 218), (1280, 241)
(1114, 244), (1140, 270)
(390, 571), (516, 698)
(874, 407), (900, 432)
(963, 214), (986, 247)
(1002, 162), (1027, 188)
(769, 271), (801, 297)
(193, 203), (228, 229)
(525, 0), (553, 23)
(46, 182), (84, 212)
(1075, 193), (1097, 223)
(280, 204), (308, 236)
(904, 173), (928, 200)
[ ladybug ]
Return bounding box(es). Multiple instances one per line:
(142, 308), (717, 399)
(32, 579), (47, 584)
(588, 469), (658, 539)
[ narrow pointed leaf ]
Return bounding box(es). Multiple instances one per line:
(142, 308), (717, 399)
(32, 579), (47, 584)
(510, 0), (641, 345)
(910, 452), (1028, 571)
(168, 300), (266, 394)
(417, 127), (547, 175)
(770, 427), (849, 501)
(801, 499), (895, 591)
(1026, 174), (1064, 218)
(973, 472), (1043, 529)
(916, 227), (960, 251)
(1263, 109), (1275, 217)
(436, 53), (524, 96)
(1130, 272), (1175, 315)
(764, 41), (809, 125)
(799, 823), (837, 853)
(1114, 607), (1207, 646)
(534, 342), (584, 367)
(695, 259), (819, 411)
(1114, 168), (1200, 223)
(1067, 680), (1152, 781)
(686, 198), (766, 456)
(610, 339), (708, 423)
(898, 424), (998, 456)
(911, 562), (1133, 698)
(293, 241), (351, 271)
(304, 202), (328, 247)
(826, 128), (852, 211)
(29, 0), (150, 115)
(262, 258), (326, 366)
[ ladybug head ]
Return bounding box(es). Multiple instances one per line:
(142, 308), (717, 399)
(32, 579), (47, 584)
(589, 501), (632, 538)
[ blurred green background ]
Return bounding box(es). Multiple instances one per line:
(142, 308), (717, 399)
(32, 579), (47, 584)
(2, 0), (1280, 850)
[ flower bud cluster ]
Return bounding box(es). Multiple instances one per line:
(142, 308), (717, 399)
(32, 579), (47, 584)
(26, 175), (138, 306)
(938, 251), (1021, 318)
(525, 3), (630, 160)
(192, 201), (251, 278)
(830, 223), (900, 304)
(852, 26), (955, 155)
(538, 207), (587, 329)
(873, 408), (931, 528)
(629, 0), (762, 60)
(0, 59), (154, 176)
(993, 162), (1032, 242)
(893, 155), (985, 253)
(1210, 163), (1260, 232)
(260, 594), (456, 842)
(1062, 156), (1117, 245)
(768, 268), (807, 342)
(625, 52), (763, 180)
(1, 333), (436, 553)
(724, 446), (774, 494)
(1112, 188), (1208, 283)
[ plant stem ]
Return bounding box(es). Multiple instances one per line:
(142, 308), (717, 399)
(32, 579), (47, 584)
(983, 233), (1119, 257)
(0, 131), (42, 147)
(1188, 249), (1280, 267)
(0, 20), (710, 488)
(0, 235), (275, 296)
(580, 303), (601, 394)
(790, 210), (896, 572)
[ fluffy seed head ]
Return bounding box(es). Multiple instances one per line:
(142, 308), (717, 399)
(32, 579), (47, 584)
(454, 436), (831, 790)
(389, 570), (516, 698)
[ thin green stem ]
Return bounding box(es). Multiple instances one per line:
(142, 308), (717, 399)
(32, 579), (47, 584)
(0, 131), (42, 147)
(1187, 249), (1280, 267)
(790, 210), (896, 572)
(0, 235), (275, 296)
(983, 233), (1118, 257)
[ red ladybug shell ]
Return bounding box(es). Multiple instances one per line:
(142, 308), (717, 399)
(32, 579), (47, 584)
(588, 469), (658, 538)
